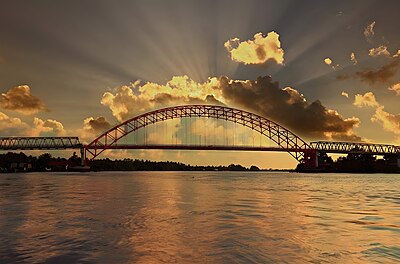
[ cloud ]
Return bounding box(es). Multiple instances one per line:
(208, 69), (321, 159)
(363, 21), (376, 41)
(355, 58), (399, 85)
(368, 45), (391, 57)
(218, 76), (361, 141)
(341, 91), (349, 98)
(0, 111), (29, 135)
(388, 82), (400, 96)
(102, 75), (361, 141)
(224, 32), (284, 65)
(27, 118), (66, 136)
(353, 92), (400, 143)
(188, 118), (252, 145)
(324, 57), (340, 70)
(0, 112), (66, 137)
(350, 52), (357, 65)
(0, 85), (48, 115)
(77, 116), (112, 142)
(324, 58), (332, 65)
(101, 76), (223, 122)
(338, 58), (400, 85)
(353, 92), (379, 108)
(84, 116), (112, 134)
(147, 119), (181, 144)
(372, 106), (400, 142)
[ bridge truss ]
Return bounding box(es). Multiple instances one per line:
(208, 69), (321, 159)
(85, 105), (312, 163)
(310, 141), (400, 155)
(0, 137), (83, 150)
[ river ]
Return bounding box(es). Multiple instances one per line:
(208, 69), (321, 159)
(0, 172), (399, 263)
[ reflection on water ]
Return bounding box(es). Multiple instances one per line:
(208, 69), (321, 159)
(0, 172), (399, 263)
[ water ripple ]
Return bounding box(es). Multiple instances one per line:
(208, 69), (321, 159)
(0, 172), (399, 263)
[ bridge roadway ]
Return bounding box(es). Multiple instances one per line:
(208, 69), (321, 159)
(0, 137), (399, 156)
(86, 144), (305, 152)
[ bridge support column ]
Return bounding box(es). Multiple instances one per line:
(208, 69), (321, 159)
(397, 155), (400, 168)
(304, 150), (318, 168)
(80, 147), (85, 166)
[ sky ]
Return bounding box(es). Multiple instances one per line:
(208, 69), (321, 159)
(0, 0), (399, 168)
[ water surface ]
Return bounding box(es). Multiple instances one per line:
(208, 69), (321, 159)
(0, 172), (399, 263)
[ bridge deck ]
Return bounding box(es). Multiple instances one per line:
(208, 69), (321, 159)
(85, 144), (308, 152)
(85, 143), (400, 155)
(0, 137), (398, 156)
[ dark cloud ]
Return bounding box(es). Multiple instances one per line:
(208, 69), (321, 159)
(150, 93), (224, 107)
(355, 59), (399, 85)
(101, 75), (361, 141)
(219, 76), (361, 141)
(337, 58), (399, 85)
(336, 74), (350, 81)
(84, 116), (112, 134)
(79, 116), (113, 142)
(0, 85), (48, 115)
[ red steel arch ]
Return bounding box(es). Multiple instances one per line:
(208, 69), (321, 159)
(85, 105), (312, 162)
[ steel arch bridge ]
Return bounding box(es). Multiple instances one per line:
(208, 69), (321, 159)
(85, 105), (314, 164)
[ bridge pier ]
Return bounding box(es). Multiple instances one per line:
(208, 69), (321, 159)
(303, 150), (318, 168)
(80, 147), (85, 166)
(398, 155), (400, 168)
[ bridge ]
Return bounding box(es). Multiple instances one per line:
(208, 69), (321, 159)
(0, 105), (399, 168)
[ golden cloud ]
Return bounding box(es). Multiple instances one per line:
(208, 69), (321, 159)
(353, 92), (400, 143)
(372, 106), (400, 142)
(388, 82), (400, 96)
(101, 76), (223, 122)
(0, 111), (29, 135)
(363, 21), (376, 41)
(324, 57), (340, 70)
(368, 45), (391, 57)
(27, 118), (66, 137)
(350, 52), (357, 65)
(353, 92), (379, 108)
(0, 85), (48, 115)
(341, 91), (349, 98)
(0, 112), (65, 137)
(224, 32), (284, 65)
(324, 58), (332, 65)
